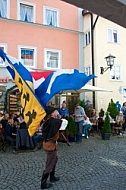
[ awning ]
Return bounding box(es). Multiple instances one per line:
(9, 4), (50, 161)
(62, 84), (112, 93)
(0, 84), (6, 92)
(61, 0), (126, 28)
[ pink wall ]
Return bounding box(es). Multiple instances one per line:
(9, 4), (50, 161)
(0, 0), (79, 70)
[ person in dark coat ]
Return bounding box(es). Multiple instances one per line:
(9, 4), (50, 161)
(41, 106), (62, 189)
(1, 113), (17, 153)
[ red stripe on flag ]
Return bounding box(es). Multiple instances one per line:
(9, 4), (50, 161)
(30, 71), (53, 80)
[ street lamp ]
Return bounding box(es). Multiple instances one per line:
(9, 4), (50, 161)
(100, 54), (116, 74)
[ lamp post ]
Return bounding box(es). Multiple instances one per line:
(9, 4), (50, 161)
(100, 54), (116, 74)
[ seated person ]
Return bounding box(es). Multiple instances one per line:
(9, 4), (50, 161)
(12, 118), (20, 137)
(115, 111), (124, 126)
(114, 111), (124, 134)
(97, 117), (104, 132)
(8, 113), (16, 127)
(32, 124), (43, 152)
(1, 113), (17, 154)
(59, 103), (69, 118)
(83, 115), (92, 139)
(90, 109), (99, 130)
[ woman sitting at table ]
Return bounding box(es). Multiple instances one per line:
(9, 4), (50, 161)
(90, 109), (99, 131)
(83, 115), (92, 139)
(114, 111), (124, 134)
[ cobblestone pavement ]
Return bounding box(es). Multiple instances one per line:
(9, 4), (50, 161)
(0, 133), (126, 190)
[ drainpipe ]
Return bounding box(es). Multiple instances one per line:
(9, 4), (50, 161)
(82, 10), (99, 108)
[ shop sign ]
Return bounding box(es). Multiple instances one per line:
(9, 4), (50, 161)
(0, 77), (9, 83)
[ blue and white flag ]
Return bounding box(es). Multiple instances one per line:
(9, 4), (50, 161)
(35, 69), (96, 107)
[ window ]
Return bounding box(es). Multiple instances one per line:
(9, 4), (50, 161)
(18, 1), (35, 22)
(84, 31), (90, 46)
(44, 49), (61, 70)
(84, 66), (91, 76)
(108, 28), (119, 43)
(110, 65), (121, 80)
(43, 6), (59, 27)
(0, 0), (10, 18)
(18, 46), (36, 68)
(0, 44), (7, 65)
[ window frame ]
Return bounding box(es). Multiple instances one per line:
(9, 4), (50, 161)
(107, 27), (119, 44)
(84, 30), (91, 46)
(18, 45), (37, 68)
(84, 65), (91, 76)
(17, 1), (36, 23)
(0, 0), (10, 18)
(110, 65), (122, 81)
(44, 48), (61, 70)
(43, 6), (59, 27)
(0, 43), (7, 66)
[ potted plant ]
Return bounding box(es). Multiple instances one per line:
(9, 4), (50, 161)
(102, 111), (111, 140)
(107, 99), (119, 120)
(66, 116), (77, 142)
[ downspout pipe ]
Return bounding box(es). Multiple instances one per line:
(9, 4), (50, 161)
(82, 10), (99, 108)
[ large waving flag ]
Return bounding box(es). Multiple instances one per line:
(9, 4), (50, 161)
(35, 69), (96, 107)
(0, 49), (46, 136)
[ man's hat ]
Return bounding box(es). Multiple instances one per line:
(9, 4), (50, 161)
(45, 106), (57, 115)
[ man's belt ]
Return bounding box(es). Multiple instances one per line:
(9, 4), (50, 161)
(46, 139), (57, 143)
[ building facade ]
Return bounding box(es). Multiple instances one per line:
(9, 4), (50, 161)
(83, 12), (126, 112)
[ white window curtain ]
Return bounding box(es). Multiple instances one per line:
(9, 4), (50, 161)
(45, 9), (57, 26)
(113, 30), (117, 43)
(110, 66), (121, 80)
(21, 48), (34, 67)
(108, 28), (118, 43)
(20, 4), (33, 22)
(0, 0), (7, 18)
(84, 66), (90, 76)
(47, 51), (58, 68)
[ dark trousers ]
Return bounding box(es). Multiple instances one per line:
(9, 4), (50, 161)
(44, 150), (58, 174)
(5, 135), (15, 150)
(75, 120), (83, 142)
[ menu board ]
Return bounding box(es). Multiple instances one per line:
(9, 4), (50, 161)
(9, 94), (18, 114)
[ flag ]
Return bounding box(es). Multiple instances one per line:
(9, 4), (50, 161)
(0, 49), (46, 136)
(35, 69), (96, 107)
